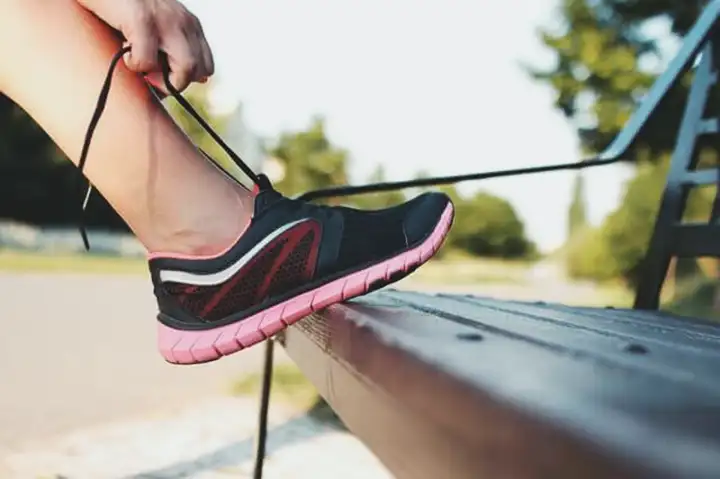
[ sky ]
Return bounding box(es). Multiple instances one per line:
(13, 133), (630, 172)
(179, 0), (640, 252)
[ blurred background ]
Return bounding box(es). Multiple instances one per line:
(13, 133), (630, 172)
(1, 0), (718, 477)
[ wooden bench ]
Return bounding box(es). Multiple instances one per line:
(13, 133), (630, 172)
(282, 292), (720, 479)
(254, 3), (720, 478)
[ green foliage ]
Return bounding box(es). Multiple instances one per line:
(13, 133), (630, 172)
(165, 84), (227, 148)
(535, 0), (716, 283)
(448, 191), (536, 259)
(0, 94), (126, 229)
(0, 95), (63, 168)
(565, 225), (619, 281)
(271, 117), (349, 199)
(604, 158), (713, 285)
(599, 159), (666, 285)
(0, 250), (146, 274)
(231, 363), (318, 409)
(531, 0), (699, 157)
(567, 172), (588, 240)
(666, 277), (720, 321)
(565, 156), (714, 285)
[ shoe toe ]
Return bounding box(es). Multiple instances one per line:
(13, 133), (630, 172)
(402, 192), (451, 246)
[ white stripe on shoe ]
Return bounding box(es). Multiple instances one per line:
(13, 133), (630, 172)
(158, 219), (310, 286)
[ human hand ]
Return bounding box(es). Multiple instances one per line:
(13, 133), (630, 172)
(77, 0), (214, 93)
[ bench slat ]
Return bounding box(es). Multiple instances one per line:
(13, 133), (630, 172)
(396, 293), (720, 385)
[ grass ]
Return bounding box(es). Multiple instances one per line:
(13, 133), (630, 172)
(0, 248), (531, 285)
(231, 362), (320, 410)
(230, 362), (346, 428)
(405, 252), (534, 285)
(552, 274), (720, 320)
(0, 249), (146, 274)
(665, 278), (720, 321)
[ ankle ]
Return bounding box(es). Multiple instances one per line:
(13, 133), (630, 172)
(147, 186), (254, 257)
(154, 224), (246, 257)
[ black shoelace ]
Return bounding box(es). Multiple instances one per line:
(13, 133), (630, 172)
(78, 46), (624, 249)
(78, 46), (260, 250)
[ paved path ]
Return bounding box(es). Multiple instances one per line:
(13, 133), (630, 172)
(0, 273), (290, 453)
(4, 397), (390, 479)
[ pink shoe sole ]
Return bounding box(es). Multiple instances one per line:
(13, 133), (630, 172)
(158, 203), (454, 365)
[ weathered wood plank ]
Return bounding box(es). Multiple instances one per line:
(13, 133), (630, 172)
(280, 290), (720, 479)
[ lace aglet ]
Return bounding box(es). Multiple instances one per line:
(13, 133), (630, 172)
(80, 226), (90, 251)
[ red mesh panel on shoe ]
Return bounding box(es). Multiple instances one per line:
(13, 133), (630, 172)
(163, 220), (321, 323)
(264, 230), (317, 299)
(164, 239), (287, 322)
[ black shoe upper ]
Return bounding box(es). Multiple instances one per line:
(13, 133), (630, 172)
(149, 176), (451, 327)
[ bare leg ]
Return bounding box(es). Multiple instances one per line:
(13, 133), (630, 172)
(0, 0), (253, 255)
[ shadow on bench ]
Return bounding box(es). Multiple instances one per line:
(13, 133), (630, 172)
(255, 2), (720, 478)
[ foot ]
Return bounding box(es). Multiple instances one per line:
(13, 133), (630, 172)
(150, 175), (454, 364)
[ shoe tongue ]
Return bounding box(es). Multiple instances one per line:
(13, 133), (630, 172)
(256, 174), (273, 191)
(253, 174), (283, 215)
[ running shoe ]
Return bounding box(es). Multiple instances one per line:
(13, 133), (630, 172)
(151, 174), (454, 364)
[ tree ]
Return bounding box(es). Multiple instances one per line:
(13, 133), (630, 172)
(601, 156), (712, 286)
(600, 158), (668, 285)
(449, 191), (535, 259)
(531, 0), (701, 158)
(0, 94), (128, 230)
(270, 117), (350, 200)
(533, 0), (716, 284)
(565, 154), (713, 284)
(567, 172), (588, 240)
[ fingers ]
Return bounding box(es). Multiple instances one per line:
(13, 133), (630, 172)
(123, 13), (160, 74)
(121, 5), (214, 94)
(164, 33), (195, 93)
(147, 15), (214, 93)
(176, 14), (214, 85)
(195, 20), (215, 80)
